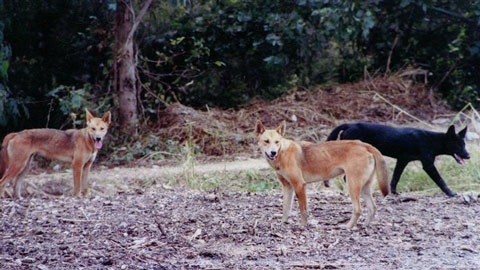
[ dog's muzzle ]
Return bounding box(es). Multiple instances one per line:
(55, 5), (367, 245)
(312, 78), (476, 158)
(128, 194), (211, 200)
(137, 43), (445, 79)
(265, 151), (277, 161)
(93, 136), (103, 149)
(453, 153), (469, 165)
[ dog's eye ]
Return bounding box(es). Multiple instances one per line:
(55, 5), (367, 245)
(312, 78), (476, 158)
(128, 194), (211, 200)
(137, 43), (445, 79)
(100, 127), (104, 131)
(275, 141), (279, 144)
(264, 140), (269, 144)
(92, 128), (96, 131)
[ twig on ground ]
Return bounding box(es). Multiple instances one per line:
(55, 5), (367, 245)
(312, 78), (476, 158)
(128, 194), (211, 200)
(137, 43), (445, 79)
(26, 182), (56, 198)
(80, 207), (90, 221)
(156, 219), (167, 236)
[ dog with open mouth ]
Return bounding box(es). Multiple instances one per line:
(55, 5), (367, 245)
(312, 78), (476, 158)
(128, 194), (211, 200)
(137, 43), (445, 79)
(0, 109), (111, 198)
(327, 122), (470, 197)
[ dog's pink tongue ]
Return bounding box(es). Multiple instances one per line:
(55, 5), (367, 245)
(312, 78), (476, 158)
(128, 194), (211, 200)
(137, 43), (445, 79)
(455, 154), (465, 165)
(94, 141), (103, 149)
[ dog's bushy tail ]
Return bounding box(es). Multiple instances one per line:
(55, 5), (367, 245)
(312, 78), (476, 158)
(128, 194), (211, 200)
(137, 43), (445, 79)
(367, 144), (390, 196)
(326, 124), (349, 141)
(0, 133), (15, 178)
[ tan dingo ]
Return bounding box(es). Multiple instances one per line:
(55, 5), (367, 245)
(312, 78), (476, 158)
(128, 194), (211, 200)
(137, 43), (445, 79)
(256, 120), (389, 228)
(0, 109), (111, 198)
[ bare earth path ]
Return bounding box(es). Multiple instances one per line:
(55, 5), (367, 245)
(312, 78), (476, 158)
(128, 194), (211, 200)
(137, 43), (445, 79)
(1, 159), (480, 269)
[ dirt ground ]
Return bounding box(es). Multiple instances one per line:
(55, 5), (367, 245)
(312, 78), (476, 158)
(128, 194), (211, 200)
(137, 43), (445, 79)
(1, 159), (479, 269)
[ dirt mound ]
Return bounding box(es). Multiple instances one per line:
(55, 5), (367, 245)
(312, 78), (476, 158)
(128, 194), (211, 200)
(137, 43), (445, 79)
(156, 70), (452, 156)
(250, 71), (448, 128)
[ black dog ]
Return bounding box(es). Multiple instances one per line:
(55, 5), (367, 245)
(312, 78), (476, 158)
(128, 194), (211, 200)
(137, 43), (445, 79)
(327, 122), (470, 197)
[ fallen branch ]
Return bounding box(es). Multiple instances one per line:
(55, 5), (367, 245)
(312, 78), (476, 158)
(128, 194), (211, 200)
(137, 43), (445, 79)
(289, 261), (346, 268)
(373, 92), (435, 128)
(58, 218), (103, 223)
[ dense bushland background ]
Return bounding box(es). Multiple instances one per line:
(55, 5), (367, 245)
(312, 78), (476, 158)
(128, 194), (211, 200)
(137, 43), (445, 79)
(0, 0), (479, 136)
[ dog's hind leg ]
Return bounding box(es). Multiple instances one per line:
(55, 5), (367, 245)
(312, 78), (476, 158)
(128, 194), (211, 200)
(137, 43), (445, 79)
(361, 166), (378, 226)
(345, 175), (362, 229)
(12, 156), (32, 199)
(0, 175), (10, 197)
(361, 182), (376, 226)
(0, 155), (30, 199)
(390, 159), (409, 195)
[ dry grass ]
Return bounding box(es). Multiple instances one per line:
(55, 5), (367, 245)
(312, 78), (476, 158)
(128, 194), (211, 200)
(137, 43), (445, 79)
(152, 68), (455, 158)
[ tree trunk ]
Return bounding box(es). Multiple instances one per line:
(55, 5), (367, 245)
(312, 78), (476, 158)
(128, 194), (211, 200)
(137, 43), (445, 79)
(115, 0), (137, 135)
(114, 0), (153, 135)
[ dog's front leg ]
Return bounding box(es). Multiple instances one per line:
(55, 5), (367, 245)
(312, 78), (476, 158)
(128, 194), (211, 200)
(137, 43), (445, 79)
(72, 159), (84, 197)
(81, 160), (93, 197)
(277, 174), (293, 223)
(289, 173), (307, 226)
(422, 161), (456, 197)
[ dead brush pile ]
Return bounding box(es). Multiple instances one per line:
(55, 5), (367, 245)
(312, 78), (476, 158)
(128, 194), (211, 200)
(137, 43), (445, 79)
(156, 70), (452, 156)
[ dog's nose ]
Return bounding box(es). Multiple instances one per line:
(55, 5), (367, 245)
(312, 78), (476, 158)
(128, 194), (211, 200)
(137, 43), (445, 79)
(270, 151), (277, 156)
(95, 137), (102, 142)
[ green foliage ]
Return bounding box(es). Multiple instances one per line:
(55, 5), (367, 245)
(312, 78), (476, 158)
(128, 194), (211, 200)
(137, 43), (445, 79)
(139, 0), (373, 108)
(363, 0), (480, 109)
(0, 20), (28, 128)
(169, 168), (279, 192)
(139, 0), (480, 110)
(1, 0), (480, 134)
(0, 85), (29, 128)
(244, 170), (280, 192)
(47, 85), (92, 115)
(1, 0), (113, 132)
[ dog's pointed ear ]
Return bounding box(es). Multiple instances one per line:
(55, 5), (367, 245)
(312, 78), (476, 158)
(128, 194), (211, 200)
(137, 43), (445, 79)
(102, 111), (112, 126)
(276, 120), (286, 136)
(85, 108), (94, 123)
(458, 126), (467, 139)
(446, 125), (456, 137)
(255, 120), (266, 136)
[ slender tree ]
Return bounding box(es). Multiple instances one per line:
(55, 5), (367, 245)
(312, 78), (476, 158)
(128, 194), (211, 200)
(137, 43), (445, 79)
(114, 0), (152, 135)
